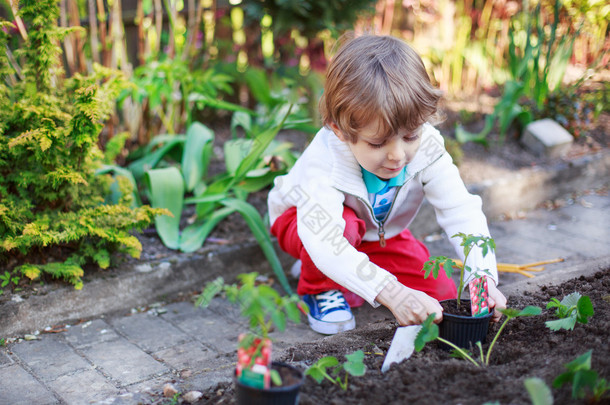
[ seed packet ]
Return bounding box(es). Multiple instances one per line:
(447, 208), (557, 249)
(469, 276), (489, 317)
(236, 334), (272, 389)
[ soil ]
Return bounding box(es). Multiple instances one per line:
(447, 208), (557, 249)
(198, 268), (610, 405)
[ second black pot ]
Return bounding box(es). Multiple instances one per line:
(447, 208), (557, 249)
(235, 362), (304, 405)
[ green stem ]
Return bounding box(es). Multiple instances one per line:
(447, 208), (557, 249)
(485, 317), (511, 365)
(437, 337), (480, 367)
(458, 246), (473, 309)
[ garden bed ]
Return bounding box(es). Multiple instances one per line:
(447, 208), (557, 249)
(200, 267), (610, 404)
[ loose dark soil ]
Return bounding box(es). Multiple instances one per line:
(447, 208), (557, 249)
(199, 268), (610, 405)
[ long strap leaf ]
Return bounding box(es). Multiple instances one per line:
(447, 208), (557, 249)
(179, 206), (235, 252)
(182, 122), (214, 192)
(145, 167), (184, 249)
(221, 198), (292, 295)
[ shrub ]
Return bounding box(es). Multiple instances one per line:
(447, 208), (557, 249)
(0, 0), (166, 289)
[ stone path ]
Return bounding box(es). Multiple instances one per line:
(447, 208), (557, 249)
(0, 192), (608, 404)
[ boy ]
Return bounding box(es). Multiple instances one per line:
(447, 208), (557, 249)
(268, 34), (507, 335)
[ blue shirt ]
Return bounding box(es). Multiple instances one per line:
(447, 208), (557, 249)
(361, 167), (407, 221)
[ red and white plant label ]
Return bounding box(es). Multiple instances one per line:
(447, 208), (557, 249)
(469, 276), (489, 317)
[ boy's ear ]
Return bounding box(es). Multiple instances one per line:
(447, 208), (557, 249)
(329, 122), (348, 142)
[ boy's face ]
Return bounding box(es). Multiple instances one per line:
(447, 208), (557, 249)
(331, 120), (422, 180)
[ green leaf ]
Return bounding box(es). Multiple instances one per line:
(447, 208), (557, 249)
(517, 306), (542, 317)
(305, 356), (340, 384)
(231, 105), (293, 187)
(145, 167), (184, 250)
(182, 122), (214, 192)
(564, 350), (592, 373)
(221, 199), (292, 295)
(179, 207), (236, 252)
(576, 295), (594, 323)
(545, 317), (577, 331)
(128, 136), (185, 180)
(572, 370), (599, 399)
(284, 299), (302, 324)
(195, 277), (225, 308)
(231, 111), (253, 138)
(224, 139), (253, 174)
(344, 350), (366, 377)
(524, 377), (553, 405)
(270, 369), (282, 386)
(561, 292), (582, 309)
(415, 313), (439, 352)
(245, 68), (274, 107)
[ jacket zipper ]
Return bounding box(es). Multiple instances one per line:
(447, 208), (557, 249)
(338, 153), (444, 247)
(352, 181), (407, 248)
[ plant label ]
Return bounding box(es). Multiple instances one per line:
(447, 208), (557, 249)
(236, 334), (272, 389)
(469, 276), (489, 317)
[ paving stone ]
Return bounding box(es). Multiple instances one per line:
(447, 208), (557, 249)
(47, 369), (119, 404)
(167, 310), (241, 355)
(0, 348), (14, 367)
(159, 301), (204, 322)
(178, 366), (234, 392)
(153, 341), (218, 372)
(110, 312), (191, 352)
(0, 364), (58, 405)
(63, 319), (120, 348)
(80, 338), (169, 386)
(10, 335), (91, 381)
(521, 118), (573, 157)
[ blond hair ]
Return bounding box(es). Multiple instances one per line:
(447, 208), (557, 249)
(319, 34), (443, 142)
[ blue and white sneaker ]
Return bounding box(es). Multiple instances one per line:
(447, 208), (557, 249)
(302, 290), (356, 335)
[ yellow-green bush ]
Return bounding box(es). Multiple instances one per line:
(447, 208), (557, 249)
(0, 0), (166, 289)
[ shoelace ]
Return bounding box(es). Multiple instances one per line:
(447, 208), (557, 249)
(316, 291), (347, 313)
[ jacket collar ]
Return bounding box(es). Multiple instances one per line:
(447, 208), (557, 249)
(325, 123), (445, 197)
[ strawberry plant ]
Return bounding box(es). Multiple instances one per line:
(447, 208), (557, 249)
(415, 306), (542, 367)
(554, 350), (609, 402)
(545, 292), (594, 331)
(305, 350), (367, 390)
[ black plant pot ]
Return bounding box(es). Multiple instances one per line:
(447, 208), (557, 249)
(439, 299), (494, 349)
(235, 362), (304, 405)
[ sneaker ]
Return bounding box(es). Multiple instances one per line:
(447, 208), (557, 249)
(302, 290), (356, 335)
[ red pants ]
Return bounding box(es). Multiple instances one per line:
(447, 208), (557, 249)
(270, 206), (456, 306)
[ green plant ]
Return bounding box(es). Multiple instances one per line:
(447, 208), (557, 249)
(415, 306), (542, 367)
(241, 0), (377, 39)
(422, 233), (495, 309)
(0, 1), (165, 289)
(455, 0), (580, 145)
(197, 272), (304, 385)
(0, 271), (19, 289)
(125, 57), (245, 137)
(545, 292), (594, 331)
(305, 350), (366, 390)
(554, 350), (609, 401)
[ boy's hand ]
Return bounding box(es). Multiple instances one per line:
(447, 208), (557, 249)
(488, 279), (507, 323)
(375, 279), (443, 325)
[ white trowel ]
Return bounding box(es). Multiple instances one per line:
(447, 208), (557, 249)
(381, 325), (422, 373)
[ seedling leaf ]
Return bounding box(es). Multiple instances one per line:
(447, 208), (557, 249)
(415, 313), (439, 352)
(546, 317), (577, 331)
(344, 350), (366, 377)
(524, 377), (553, 405)
(576, 295), (594, 323)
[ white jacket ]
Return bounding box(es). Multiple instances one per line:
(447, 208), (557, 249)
(268, 124), (498, 307)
